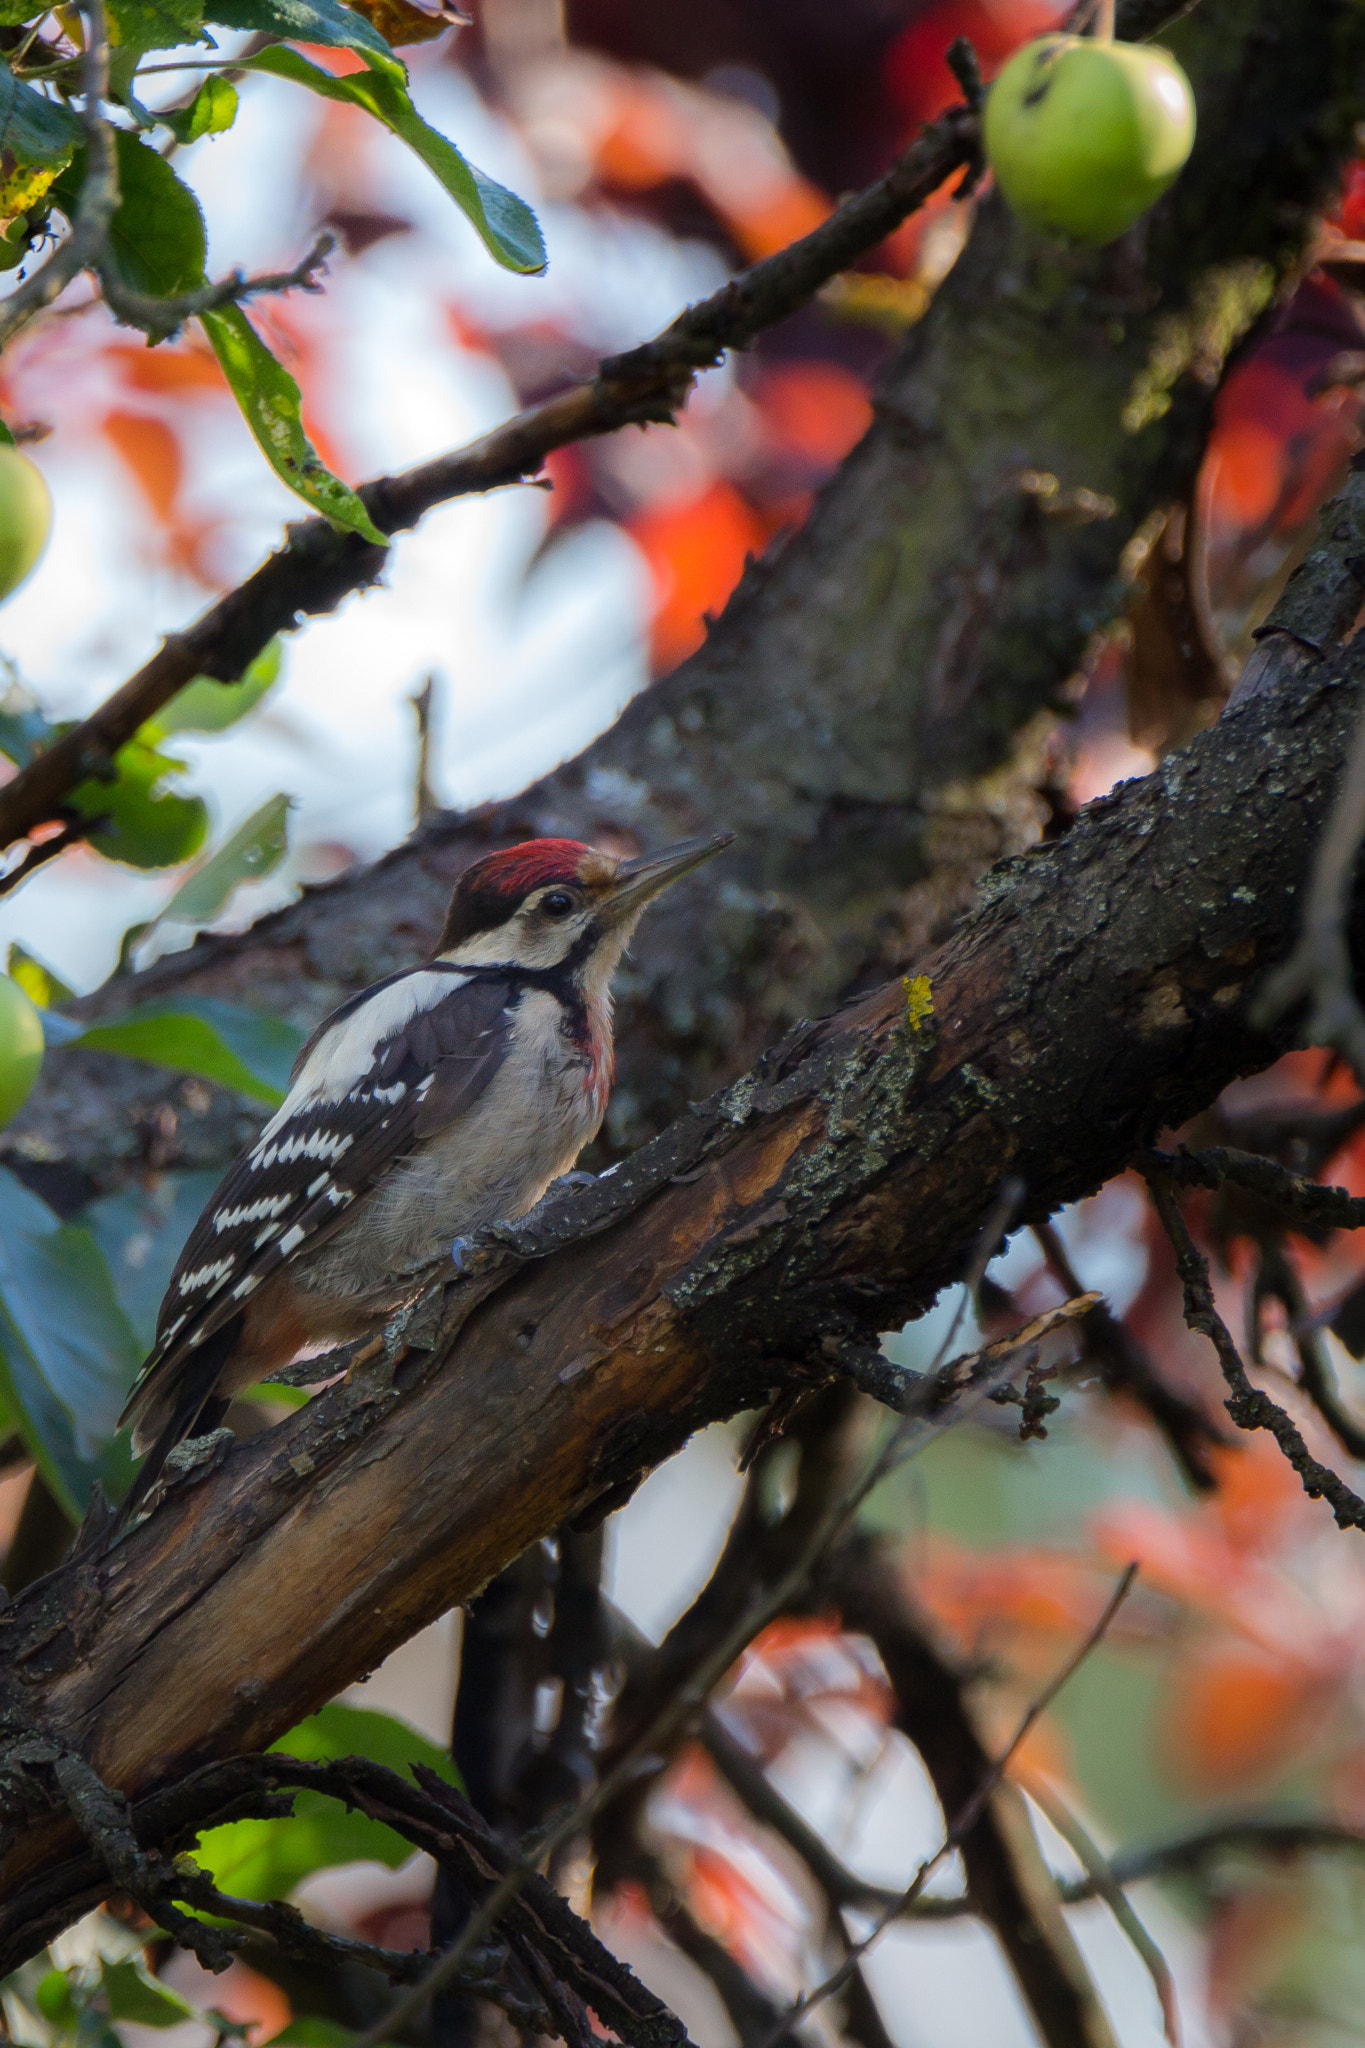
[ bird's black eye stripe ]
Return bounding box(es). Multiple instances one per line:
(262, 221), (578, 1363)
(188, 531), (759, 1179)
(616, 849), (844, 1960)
(542, 889), (575, 918)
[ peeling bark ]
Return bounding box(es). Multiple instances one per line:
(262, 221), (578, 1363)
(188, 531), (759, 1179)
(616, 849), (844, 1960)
(0, 538), (1359, 1954)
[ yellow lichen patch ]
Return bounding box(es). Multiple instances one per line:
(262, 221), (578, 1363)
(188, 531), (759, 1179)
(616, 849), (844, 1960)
(903, 974), (934, 1032)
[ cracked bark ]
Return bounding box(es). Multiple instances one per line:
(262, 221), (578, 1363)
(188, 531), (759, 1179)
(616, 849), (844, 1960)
(7, 0), (1361, 1201)
(2, 450), (1365, 1952)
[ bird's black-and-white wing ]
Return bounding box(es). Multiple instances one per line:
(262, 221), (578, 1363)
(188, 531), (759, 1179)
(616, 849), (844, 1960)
(119, 967), (516, 1430)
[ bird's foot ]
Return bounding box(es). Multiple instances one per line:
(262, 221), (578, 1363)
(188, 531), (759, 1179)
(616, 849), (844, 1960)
(551, 1169), (598, 1192)
(450, 1234), (481, 1276)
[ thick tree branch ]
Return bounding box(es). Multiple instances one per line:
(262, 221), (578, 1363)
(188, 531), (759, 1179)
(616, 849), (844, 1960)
(6, 461), (1365, 1951)
(0, 102), (979, 857)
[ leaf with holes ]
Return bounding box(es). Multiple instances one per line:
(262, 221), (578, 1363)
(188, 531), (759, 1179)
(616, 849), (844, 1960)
(199, 304), (390, 542)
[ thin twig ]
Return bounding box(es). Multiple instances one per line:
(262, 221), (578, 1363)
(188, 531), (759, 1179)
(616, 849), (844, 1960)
(1031, 1218), (1223, 1489)
(1143, 1166), (1365, 1531)
(1252, 702), (1365, 1087)
(1027, 1781), (1180, 2048)
(752, 1565), (1140, 2048)
(0, 0), (120, 353)
(97, 232), (335, 344)
(1147, 1143), (1365, 1235)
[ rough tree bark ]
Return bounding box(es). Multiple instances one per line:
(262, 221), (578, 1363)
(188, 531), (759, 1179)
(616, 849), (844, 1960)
(3, 446), (1365, 1957)
(6, 0), (1360, 1200)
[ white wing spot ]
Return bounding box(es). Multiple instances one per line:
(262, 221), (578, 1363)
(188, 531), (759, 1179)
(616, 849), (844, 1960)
(215, 1192), (294, 1233)
(232, 1273), (262, 1299)
(277, 1222), (308, 1256)
(179, 1256), (235, 1297)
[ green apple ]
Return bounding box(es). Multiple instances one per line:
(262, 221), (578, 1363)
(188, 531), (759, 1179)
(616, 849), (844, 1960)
(0, 444), (51, 601)
(984, 34), (1196, 247)
(0, 973), (44, 1128)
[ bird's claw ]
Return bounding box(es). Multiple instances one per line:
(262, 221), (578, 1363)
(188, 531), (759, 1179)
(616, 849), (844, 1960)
(552, 1169), (598, 1192)
(450, 1234), (479, 1275)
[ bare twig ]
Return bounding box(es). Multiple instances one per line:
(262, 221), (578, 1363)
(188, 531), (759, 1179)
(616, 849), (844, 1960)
(1028, 1781), (1181, 2048)
(0, 101), (979, 857)
(752, 1565), (1140, 2048)
(97, 232), (335, 344)
(1255, 1239), (1365, 1463)
(1143, 1166), (1365, 1530)
(1031, 1218), (1223, 1489)
(1253, 703), (1365, 1085)
(1148, 1143), (1365, 1234)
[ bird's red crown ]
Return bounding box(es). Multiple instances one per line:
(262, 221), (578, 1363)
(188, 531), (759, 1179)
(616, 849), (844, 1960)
(439, 839), (614, 948)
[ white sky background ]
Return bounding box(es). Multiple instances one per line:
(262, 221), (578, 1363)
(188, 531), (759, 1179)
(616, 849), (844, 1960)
(0, 44), (731, 988)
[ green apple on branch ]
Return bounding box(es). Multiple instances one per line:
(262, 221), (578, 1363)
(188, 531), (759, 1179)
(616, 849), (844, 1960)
(0, 973), (44, 1129)
(983, 5), (1196, 247)
(0, 444), (51, 603)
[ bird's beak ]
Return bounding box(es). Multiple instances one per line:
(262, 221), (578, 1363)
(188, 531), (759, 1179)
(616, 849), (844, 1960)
(601, 831), (736, 925)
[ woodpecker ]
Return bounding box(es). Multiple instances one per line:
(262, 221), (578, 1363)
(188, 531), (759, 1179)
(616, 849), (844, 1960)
(116, 831), (733, 1513)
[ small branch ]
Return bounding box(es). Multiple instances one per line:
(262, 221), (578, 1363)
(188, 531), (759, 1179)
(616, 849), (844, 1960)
(97, 233), (335, 344)
(1032, 1219), (1223, 1489)
(0, 813), (97, 899)
(1147, 1143), (1365, 1235)
(753, 1565), (1139, 2048)
(1254, 1238), (1365, 1462)
(1143, 1167), (1365, 1530)
(1252, 702), (1365, 1087)
(1028, 1782), (1180, 2048)
(0, 0), (120, 354)
(0, 100), (979, 857)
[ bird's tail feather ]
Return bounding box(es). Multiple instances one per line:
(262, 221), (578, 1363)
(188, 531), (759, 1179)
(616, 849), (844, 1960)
(102, 1317), (242, 1544)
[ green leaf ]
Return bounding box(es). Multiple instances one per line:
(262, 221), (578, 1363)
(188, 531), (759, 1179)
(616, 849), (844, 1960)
(83, 1168), (222, 1349)
(243, 45), (545, 273)
(68, 736), (209, 870)
(196, 1703), (457, 1901)
(205, 0), (403, 83)
(0, 417), (14, 446)
(157, 792), (292, 929)
(0, 1167), (144, 1517)
(0, 693), (56, 770)
(6, 943), (74, 1008)
(108, 0), (207, 55)
(149, 638), (284, 737)
(0, 58), (79, 172)
(145, 789), (290, 932)
(58, 996), (305, 1105)
(100, 1959), (213, 2030)
(199, 303), (390, 542)
(160, 72), (239, 145)
(54, 129), (206, 296)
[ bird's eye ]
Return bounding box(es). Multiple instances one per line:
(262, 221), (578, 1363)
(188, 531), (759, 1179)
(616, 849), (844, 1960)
(542, 890), (574, 918)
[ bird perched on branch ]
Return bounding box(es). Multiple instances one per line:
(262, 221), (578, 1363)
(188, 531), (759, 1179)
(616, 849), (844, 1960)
(114, 831), (733, 1520)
